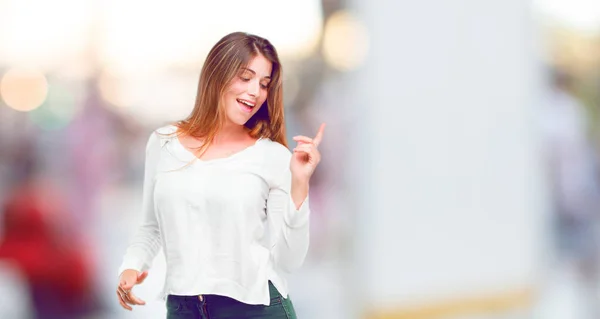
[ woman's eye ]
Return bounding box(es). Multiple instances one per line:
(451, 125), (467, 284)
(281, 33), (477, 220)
(240, 77), (251, 82)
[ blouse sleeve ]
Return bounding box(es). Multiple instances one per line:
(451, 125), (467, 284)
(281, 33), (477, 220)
(267, 161), (311, 273)
(117, 131), (163, 276)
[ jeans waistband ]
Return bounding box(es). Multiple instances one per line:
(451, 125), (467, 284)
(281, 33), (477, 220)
(167, 281), (280, 304)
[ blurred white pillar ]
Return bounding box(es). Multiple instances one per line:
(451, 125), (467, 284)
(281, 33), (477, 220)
(346, 0), (548, 317)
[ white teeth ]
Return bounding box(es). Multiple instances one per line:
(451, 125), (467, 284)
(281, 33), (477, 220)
(238, 99), (254, 107)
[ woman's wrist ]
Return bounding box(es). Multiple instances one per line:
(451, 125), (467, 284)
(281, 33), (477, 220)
(291, 177), (309, 210)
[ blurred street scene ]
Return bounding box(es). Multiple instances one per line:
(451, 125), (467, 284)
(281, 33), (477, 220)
(1, 0), (600, 318)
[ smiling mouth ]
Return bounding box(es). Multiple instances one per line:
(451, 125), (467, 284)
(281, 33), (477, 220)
(237, 99), (255, 113)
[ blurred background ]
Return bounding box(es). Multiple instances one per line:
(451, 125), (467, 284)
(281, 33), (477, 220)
(1, 0), (600, 318)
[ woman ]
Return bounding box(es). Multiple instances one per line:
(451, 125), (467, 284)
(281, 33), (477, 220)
(116, 31), (324, 319)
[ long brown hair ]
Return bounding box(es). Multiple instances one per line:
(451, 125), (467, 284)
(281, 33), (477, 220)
(174, 31), (287, 158)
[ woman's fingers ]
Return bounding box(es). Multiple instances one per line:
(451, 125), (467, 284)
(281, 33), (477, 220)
(293, 144), (320, 163)
(119, 278), (134, 292)
(293, 136), (313, 144)
(118, 286), (145, 306)
(117, 285), (146, 310)
(293, 144), (314, 154)
(126, 292), (146, 306)
(117, 290), (132, 311)
(117, 269), (149, 310)
(118, 286), (134, 306)
(312, 123), (326, 147)
(293, 123), (326, 147)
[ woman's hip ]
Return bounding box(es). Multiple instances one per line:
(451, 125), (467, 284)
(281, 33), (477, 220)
(166, 281), (297, 319)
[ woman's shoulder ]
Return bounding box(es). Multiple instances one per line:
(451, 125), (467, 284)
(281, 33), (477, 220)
(154, 124), (178, 136)
(146, 124), (178, 147)
(258, 138), (291, 160)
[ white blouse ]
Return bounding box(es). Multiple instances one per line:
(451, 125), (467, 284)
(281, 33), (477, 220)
(118, 125), (310, 305)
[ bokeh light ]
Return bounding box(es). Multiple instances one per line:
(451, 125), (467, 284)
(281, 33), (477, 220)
(98, 68), (196, 123)
(0, 68), (48, 112)
(99, 0), (323, 76)
(0, 0), (92, 69)
(29, 83), (79, 130)
(322, 10), (370, 72)
(97, 69), (134, 109)
(535, 0), (600, 33)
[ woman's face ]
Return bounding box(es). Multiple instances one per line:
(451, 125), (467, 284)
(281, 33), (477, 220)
(222, 54), (273, 127)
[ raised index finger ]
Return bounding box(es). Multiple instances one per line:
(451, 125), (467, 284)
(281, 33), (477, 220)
(313, 123), (326, 147)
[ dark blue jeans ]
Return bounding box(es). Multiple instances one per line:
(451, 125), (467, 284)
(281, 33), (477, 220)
(166, 281), (297, 319)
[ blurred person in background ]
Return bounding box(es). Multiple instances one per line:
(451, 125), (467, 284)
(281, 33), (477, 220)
(541, 69), (600, 316)
(0, 174), (100, 318)
(116, 32), (325, 319)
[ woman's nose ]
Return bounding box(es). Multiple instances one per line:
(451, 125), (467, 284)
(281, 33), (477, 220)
(247, 81), (259, 96)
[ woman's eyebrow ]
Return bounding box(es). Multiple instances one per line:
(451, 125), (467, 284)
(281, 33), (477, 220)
(241, 67), (271, 79)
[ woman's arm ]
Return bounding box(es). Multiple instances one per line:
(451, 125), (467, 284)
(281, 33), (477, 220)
(268, 123), (325, 273)
(118, 132), (163, 275)
(268, 168), (311, 273)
